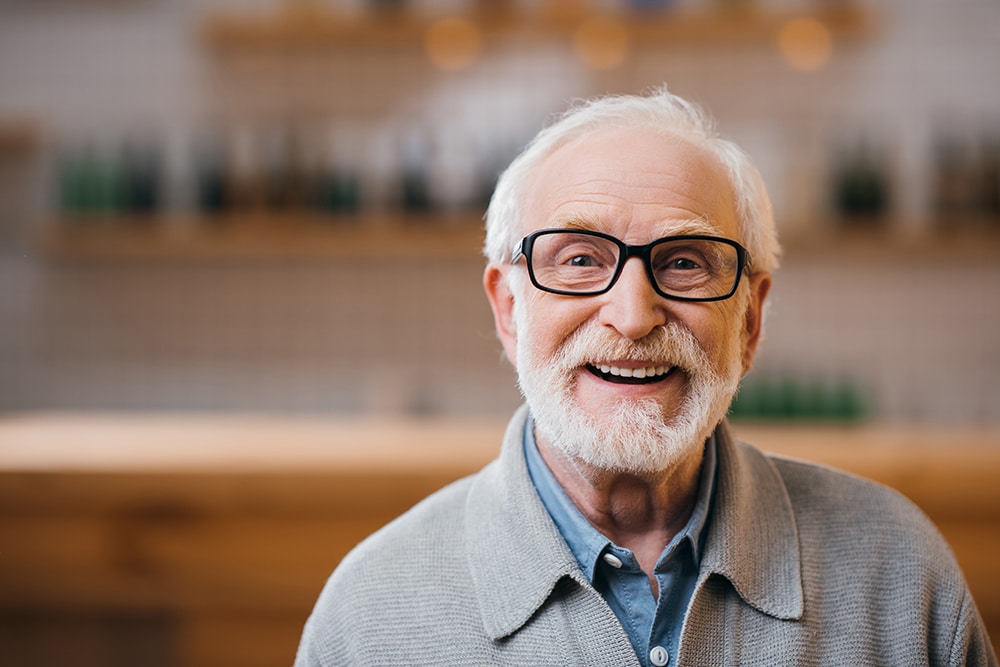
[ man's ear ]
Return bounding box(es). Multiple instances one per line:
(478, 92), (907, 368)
(741, 272), (772, 376)
(483, 264), (518, 367)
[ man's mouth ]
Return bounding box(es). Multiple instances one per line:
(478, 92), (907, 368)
(586, 363), (677, 385)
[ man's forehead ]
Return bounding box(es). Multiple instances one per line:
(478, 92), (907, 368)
(548, 125), (710, 167)
(530, 125), (731, 190)
(519, 127), (739, 242)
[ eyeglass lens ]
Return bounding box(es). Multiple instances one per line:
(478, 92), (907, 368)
(528, 231), (741, 299)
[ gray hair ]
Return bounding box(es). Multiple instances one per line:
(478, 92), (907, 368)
(483, 88), (781, 274)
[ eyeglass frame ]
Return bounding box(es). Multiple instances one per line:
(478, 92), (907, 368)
(510, 228), (753, 303)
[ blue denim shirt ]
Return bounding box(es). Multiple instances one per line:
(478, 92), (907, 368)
(523, 417), (717, 667)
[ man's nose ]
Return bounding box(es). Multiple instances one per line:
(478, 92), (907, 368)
(598, 257), (668, 340)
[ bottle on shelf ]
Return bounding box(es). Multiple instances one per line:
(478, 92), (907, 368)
(829, 134), (891, 228)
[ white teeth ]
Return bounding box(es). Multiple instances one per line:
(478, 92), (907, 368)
(596, 364), (670, 378)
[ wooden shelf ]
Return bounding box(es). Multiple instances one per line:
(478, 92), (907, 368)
(778, 221), (1000, 262)
(40, 213), (486, 261)
(38, 213), (1000, 263)
(617, 3), (872, 43)
(0, 117), (40, 154)
(202, 2), (873, 51)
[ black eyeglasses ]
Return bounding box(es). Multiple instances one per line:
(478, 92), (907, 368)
(510, 228), (751, 302)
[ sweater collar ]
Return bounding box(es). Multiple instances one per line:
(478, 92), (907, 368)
(701, 421), (804, 620)
(465, 406), (803, 640)
(465, 405), (585, 640)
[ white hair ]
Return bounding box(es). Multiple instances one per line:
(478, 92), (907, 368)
(483, 88), (781, 274)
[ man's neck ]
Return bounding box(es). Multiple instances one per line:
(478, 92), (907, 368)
(536, 436), (704, 594)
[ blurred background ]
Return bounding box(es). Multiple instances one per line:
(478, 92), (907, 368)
(0, 0), (998, 665)
(0, 0), (996, 421)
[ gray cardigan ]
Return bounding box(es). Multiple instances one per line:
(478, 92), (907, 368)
(295, 406), (997, 666)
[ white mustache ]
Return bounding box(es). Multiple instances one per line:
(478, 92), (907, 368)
(552, 321), (712, 377)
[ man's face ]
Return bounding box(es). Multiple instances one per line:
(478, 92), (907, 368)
(485, 126), (770, 474)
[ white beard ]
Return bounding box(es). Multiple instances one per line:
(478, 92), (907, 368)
(512, 289), (745, 474)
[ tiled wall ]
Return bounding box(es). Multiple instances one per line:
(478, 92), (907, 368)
(0, 253), (522, 416)
(758, 251), (1000, 423)
(0, 247), (996, 422)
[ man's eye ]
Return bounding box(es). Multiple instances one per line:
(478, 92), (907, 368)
(669, 257), (701, 270)
(567, 255), (599, 267)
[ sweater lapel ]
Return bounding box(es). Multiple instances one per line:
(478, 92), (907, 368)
(700, 421), (805, 620)
(464, 405), (586, 640)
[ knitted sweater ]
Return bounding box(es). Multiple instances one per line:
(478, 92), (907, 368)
(295, 405), (997, 666)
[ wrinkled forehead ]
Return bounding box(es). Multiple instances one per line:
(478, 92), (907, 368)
(521, 126), (740, 242)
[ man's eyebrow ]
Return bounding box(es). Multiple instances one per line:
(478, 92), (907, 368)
(554, 213), (607, 232)
(654, 218), (721, 237)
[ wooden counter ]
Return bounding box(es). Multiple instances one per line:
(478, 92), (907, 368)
(1, 414), (997, 665)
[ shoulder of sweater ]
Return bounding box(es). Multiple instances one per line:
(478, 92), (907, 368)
(330, 462), (493, 582)
(759, 447), (928, 522)
(297, 467), (494, 664)
(755, 445), (958, 563)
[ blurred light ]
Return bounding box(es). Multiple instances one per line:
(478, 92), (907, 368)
(572, 17), (630, 71)
(776, 17), (833, 73)
(423, 17), (483, 71)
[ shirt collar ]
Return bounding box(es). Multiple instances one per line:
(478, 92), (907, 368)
(523, 415), (718, 582)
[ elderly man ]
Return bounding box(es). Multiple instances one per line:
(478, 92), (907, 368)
(295, 90), (997, 666)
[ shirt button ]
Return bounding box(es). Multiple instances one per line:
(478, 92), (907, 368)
(602, 553), (623, 568)
(649, 646), (669, 666)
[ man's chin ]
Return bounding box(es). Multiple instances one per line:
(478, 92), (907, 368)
(535, 400), (697, 474)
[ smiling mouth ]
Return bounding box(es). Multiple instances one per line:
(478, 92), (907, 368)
(586, 363), (677, 385)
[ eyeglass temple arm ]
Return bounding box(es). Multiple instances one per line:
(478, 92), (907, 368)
(510, 240), (525, 264)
